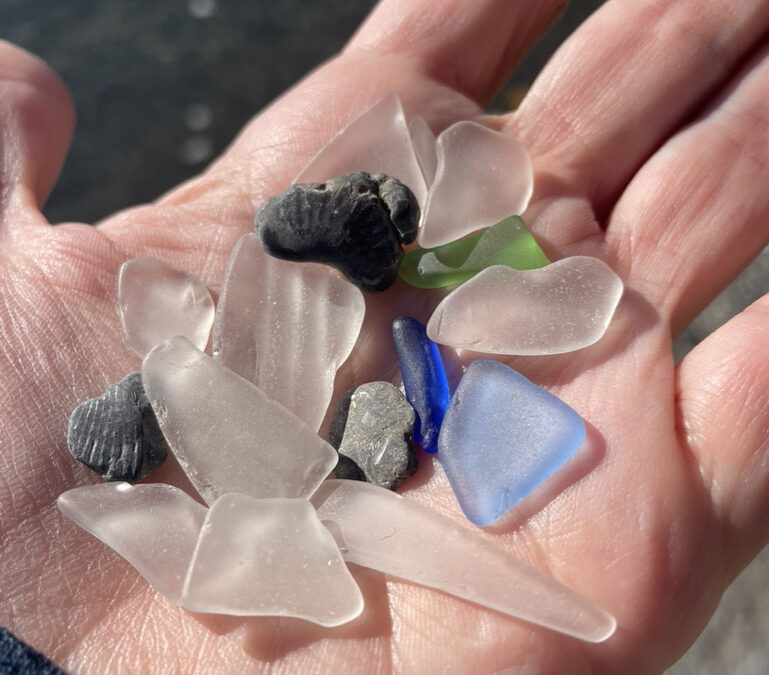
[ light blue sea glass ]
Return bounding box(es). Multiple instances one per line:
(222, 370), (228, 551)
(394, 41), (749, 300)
(438, 359), (585, 527)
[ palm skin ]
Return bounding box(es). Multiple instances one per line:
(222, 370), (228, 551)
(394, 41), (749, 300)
(3, 0), (769, 672)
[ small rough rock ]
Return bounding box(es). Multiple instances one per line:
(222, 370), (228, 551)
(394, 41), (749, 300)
(67, 372), (168, 482)
(334, 382), (417, 490)
(438, 359), (586, 527)
(392, 316), (450, 454)
(255, 172), (419, 292)
(327, 388), (367, 482)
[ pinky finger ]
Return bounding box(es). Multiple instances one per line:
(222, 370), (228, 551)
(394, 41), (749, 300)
(677, 292), (769, 579)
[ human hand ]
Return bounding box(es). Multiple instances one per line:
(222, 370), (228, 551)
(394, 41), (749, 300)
(3, 0), (769, 672)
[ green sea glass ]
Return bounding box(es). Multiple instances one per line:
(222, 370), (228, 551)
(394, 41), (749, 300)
(399, 216), (549, 289)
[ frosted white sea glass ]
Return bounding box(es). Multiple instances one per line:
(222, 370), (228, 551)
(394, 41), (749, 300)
(57, 482), (206, 604)
(182, 493), (363, 626)
(312, 480), (616, 642)
(419, 121), (533, 248)
(427, 257), (624, 355)
(295, 93), (428, 207)
(117, 257), (214, 358)
(408, 116), (438, 187)
(212, 234), (365, 430)
(142, 336), (338, 504)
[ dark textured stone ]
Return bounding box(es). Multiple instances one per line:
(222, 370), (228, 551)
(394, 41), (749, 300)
(254, 172), (419, 292)
(67, 372), (168, 482)
(328, 388), (366, 481)
(334, 381), (417, 490)
(327, 387), (354, 450)
(332, 453), (367, 482)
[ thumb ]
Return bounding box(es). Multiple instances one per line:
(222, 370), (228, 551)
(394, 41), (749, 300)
(0, 41), (74, 225)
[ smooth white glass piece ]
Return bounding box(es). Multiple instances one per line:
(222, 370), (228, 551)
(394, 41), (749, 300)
(408, 116), (438, 187)
(212, 234), (365, 430)
(419, 121), (533, 248)
(57, 482), (206, 604)
(295, 93), (428, 207)
(142, 336), (338, 504)
(117, 257), (214, 358)
(313, 480), (616, 642)
(182, 493), (363, 626)
(427, 258), (624, 355)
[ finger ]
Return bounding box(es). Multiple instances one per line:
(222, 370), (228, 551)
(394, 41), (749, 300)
(347, 0), (566, 104)
(508, 0), (769, 217)
(605, 41), (769, 334)
(0, 41), (74, 220)
(677, 293), (769, 580)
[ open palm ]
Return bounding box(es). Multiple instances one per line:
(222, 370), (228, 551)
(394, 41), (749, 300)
(3, 0), (769, 672)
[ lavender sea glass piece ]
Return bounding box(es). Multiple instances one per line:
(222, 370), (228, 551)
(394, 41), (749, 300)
(117, 257), (215, 358)
(213, 233), (364, 430)
(312, 480), (616, 642)
(418, 121), (533, 248)
(142, 336), (338, 504)
(295, 94), (427, 207)
(392, 317), (450, 454)
(57, 483), (206, 604)
(182, 493), (363, 626)
(438, 359), (586, 527)
(427, 257), (624, 355)
(408, 116), (437, 187)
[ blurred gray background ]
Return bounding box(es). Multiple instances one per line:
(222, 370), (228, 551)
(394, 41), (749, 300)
(2, 0), (767, 672)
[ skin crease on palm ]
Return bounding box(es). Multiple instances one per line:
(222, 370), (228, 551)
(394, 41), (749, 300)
(3, 0), (769, 671)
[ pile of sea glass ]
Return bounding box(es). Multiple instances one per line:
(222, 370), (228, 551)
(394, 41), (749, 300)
(59, 95), (622, 643)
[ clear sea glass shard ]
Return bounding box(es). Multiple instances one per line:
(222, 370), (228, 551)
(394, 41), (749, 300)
(427, 257), (624, 355)
(182, 493), (363, 626)
(141, 336), (338, 504)
(117, 257), (215, 358)
(57, 482), (206, 604)
(294, 93), (428, 207)
(399, 216), (549, 289)
(408, 116), (438, 187)
(418, 121), (533, 248)
(212, 234), (365, 431)
(312, 480), (616, 643)
(438, 359), (585, 526)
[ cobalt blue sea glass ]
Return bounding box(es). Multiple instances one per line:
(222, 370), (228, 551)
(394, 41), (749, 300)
(392, 317), (450, 454)
(438, 359), (585, 526)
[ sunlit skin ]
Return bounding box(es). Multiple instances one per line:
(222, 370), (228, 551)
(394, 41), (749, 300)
(2, 0), (769, 672)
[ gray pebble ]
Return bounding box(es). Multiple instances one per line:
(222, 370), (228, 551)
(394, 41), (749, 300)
(333, 381), (417, 490)
(67, 372), (168, 482)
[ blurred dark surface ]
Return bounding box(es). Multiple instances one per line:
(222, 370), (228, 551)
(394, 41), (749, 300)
(1, 0), (603, 224)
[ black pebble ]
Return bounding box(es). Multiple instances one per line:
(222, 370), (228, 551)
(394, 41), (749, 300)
(67, 372), (168, 482)
(254, 172), (419, 292)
